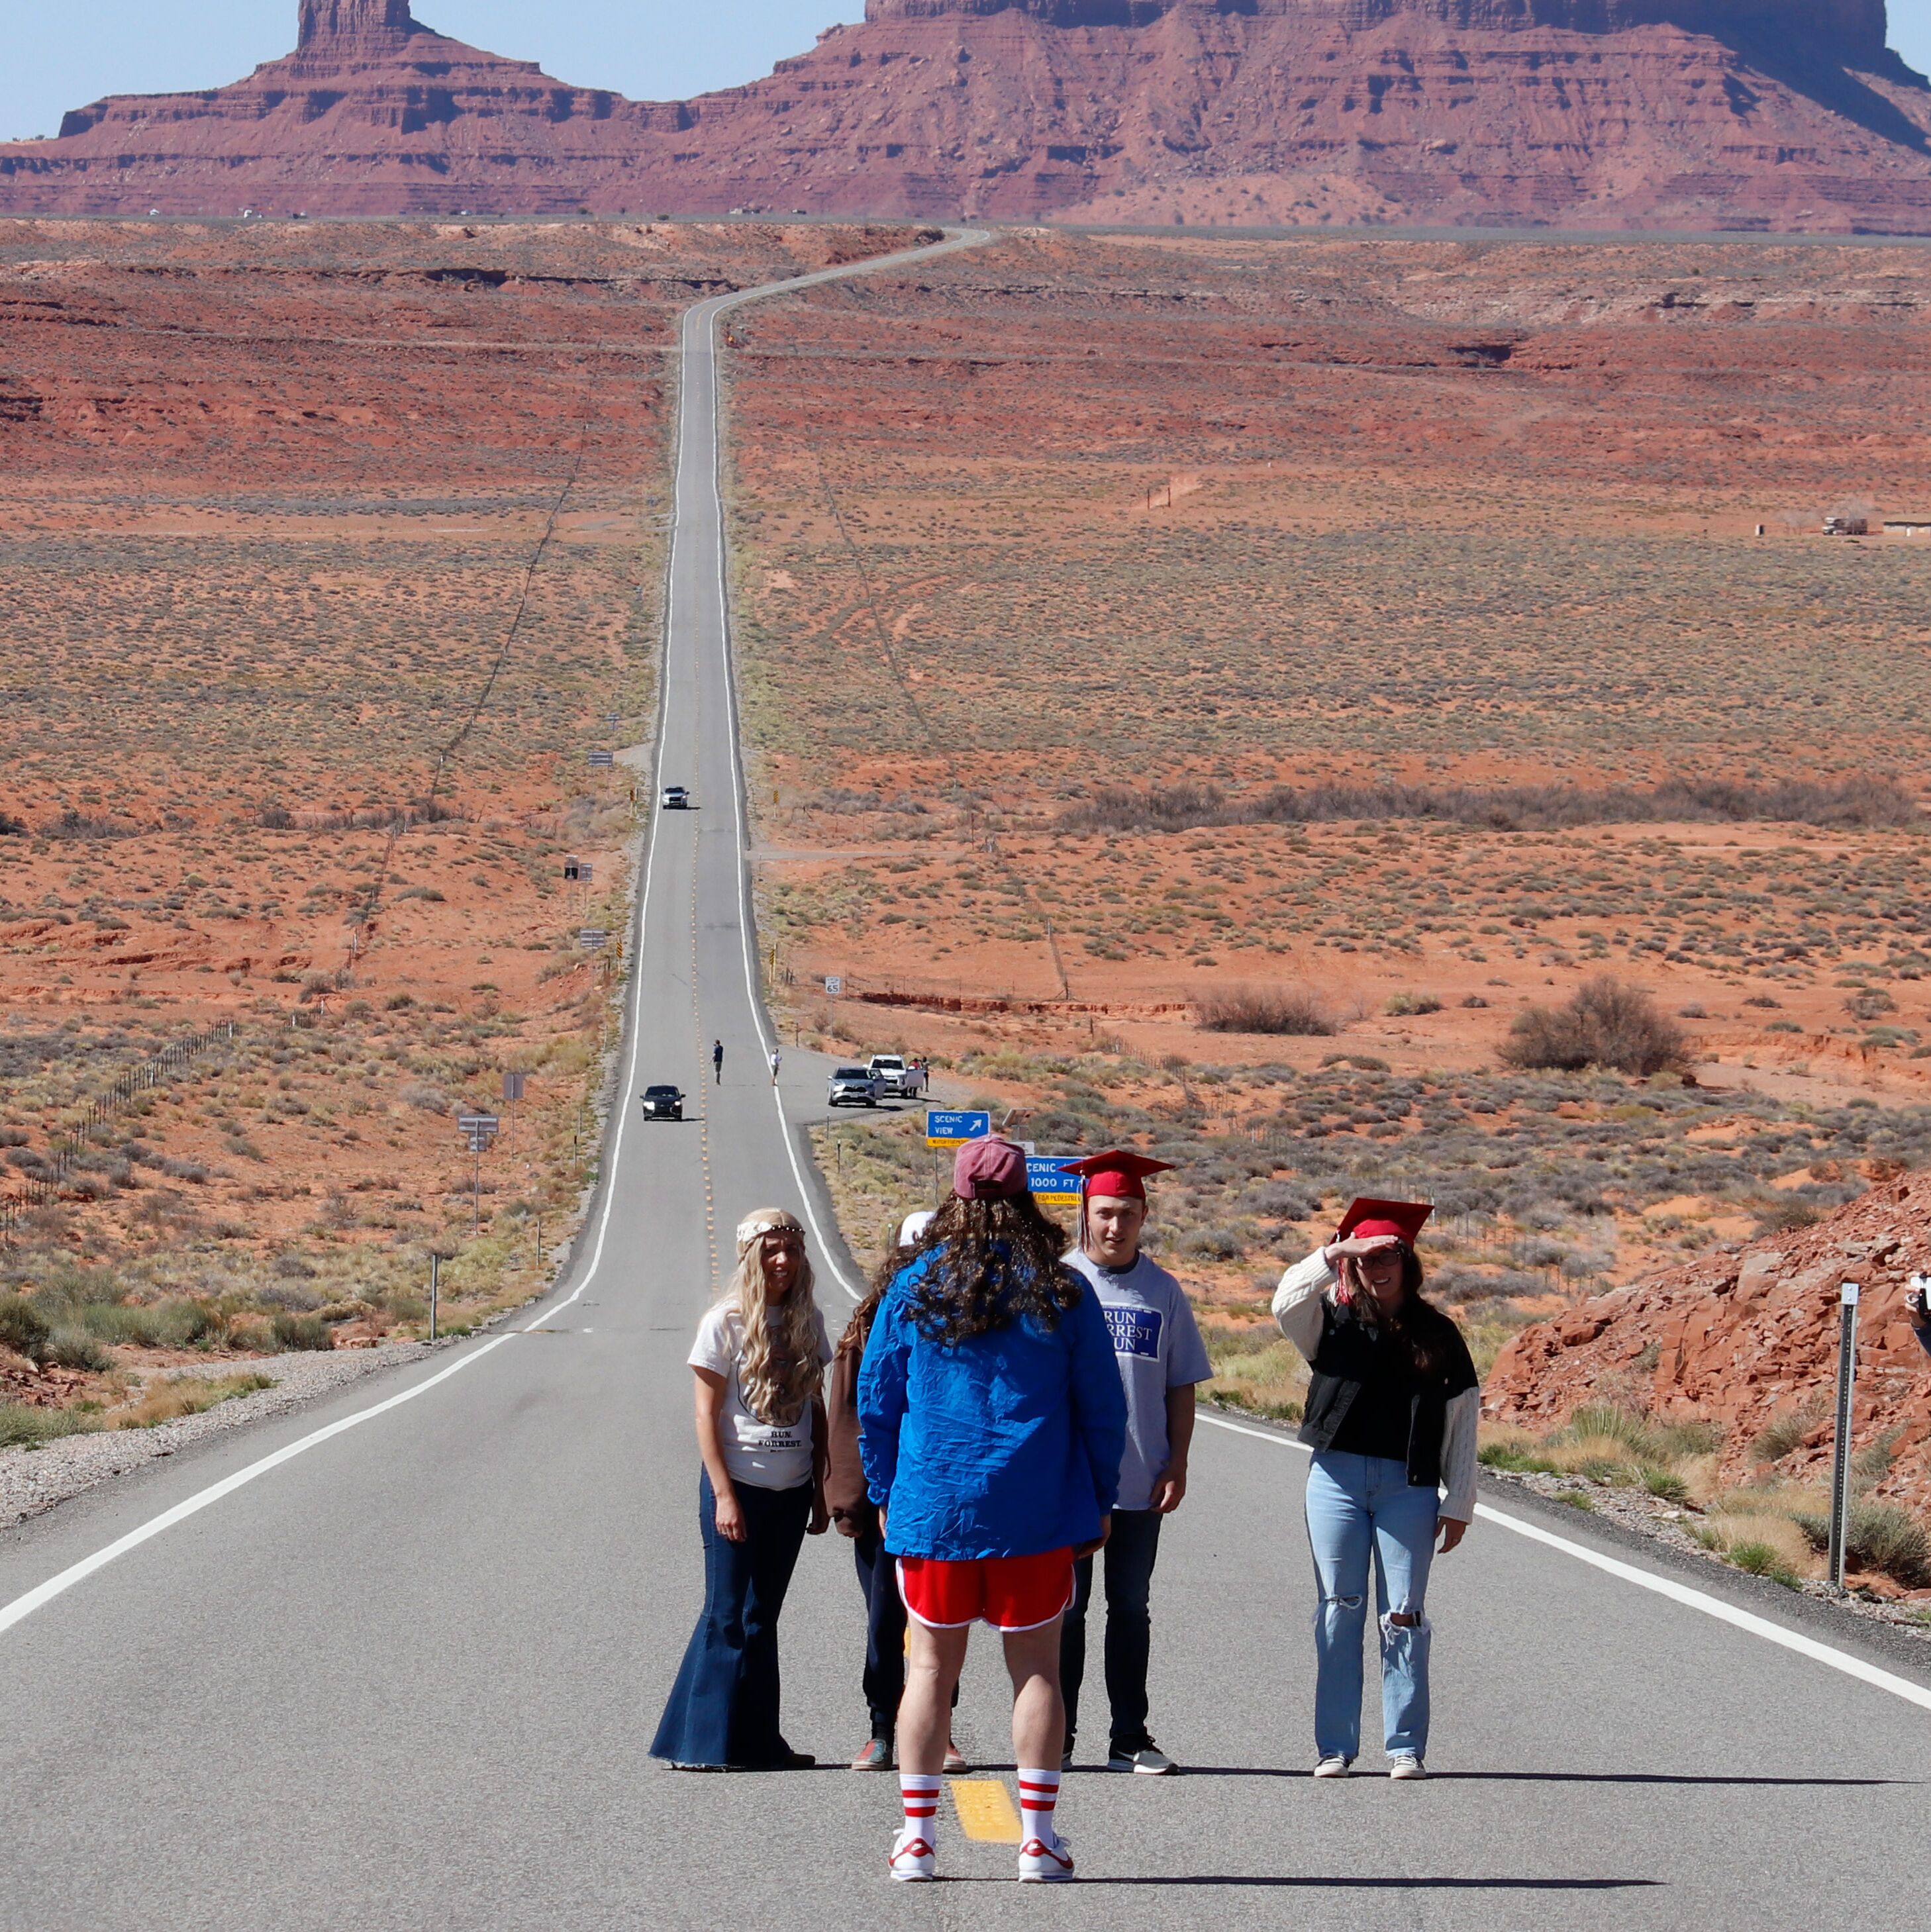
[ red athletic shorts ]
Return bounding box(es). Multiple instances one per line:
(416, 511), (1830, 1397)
(897, 1549), (1075, 1632)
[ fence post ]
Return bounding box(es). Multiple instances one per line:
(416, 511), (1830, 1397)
(1827, 1280), (1861, 1592)
(430, 1253), (440, 1342)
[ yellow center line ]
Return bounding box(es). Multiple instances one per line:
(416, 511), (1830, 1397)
(950, 1778), (1022, 1843)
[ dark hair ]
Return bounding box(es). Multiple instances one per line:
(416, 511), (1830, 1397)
(1344, 1243), (1456, 1380)
(838, 1224), (935, 1359)
(906, 1192), (1077, 1346)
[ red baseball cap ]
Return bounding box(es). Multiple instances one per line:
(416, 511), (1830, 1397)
(1064, 1148), (1175, 1203)
(953, 1135), (1028, 1200)
(1335, 1197), (1434, 1245)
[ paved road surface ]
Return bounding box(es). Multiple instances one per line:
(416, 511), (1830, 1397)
(5, 230), (1930, 1932)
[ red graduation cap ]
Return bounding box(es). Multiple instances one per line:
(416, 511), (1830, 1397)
(1065, 1148), (1175, 1203)
(1335, 1197), (1434, 1245)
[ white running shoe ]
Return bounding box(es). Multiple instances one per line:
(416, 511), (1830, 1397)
(889, 1826), (936, 1882)
(1389, 1754), (1428, 1781)
(1107, 1738), (1176, 1774)
(1018, 1832), (1075, 1883)
(1312, 1755), (1352, 1779)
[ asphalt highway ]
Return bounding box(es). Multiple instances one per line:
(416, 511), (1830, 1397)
(5, 230), (1931, 1932)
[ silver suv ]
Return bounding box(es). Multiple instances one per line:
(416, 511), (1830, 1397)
(827, 1066), (881, 1108)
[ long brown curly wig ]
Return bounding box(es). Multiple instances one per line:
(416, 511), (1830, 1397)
(905, 1190), (1077, 1346)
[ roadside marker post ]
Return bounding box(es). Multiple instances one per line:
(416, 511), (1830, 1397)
(430, 1253), (438, 1342)
(459, 1112), (500, 1237)
(1827, 1280), (1861, 1592)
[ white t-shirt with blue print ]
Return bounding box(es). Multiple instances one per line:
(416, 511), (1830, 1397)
(1063, 1248), (1213, 1512)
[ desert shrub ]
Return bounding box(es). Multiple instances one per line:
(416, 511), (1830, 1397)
(0, 1294), (52, 1363)
(399, 1081), (451, 1113)
(1750, 1404), (1822, 1465)
(1641, 1466), (1689, 1503)
(1790, 1500), (1931, 1587)
(44, 1328), (111, 1372)
(112, 1371), (275, 1430)
(1177, 1226), (1244, 1261)
(1385, 992), (1442, 1016)
(1195, 985), (1333, 1036)
(0, 1400), (93, 1448)
(1501, 977), (1688, 1077)
(270, 1312), (332, 1352)
(1727, 1541), (1799, 1584)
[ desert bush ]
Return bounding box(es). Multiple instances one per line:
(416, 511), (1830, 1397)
(0, 1295), (52, 1363)
(1195, 985), (1334, 1036)
(1385, 992), (1442, 1016)
(1501, 977), (1688, 1077)
(112, 1372), (275, 1430)
(0, 1400), (92, 1448)
(44, 1328), (111, 1372)
(1750, 1402), (1824, 1465)
(270, 1311), (332, 1352)
(1790, 1500), (1931, 1588)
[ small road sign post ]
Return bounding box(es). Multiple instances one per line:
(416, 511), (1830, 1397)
(430, 1252), (439, 1342)
(502, 1071), (526, 1102)
(1827, 1280), (1861, 1592)
(925, 1109), (991, 1149)
(824, 975), (843, 996)
(587, 749), (615, 768)
(578, 928), (609, 951)
(459, 1112), (500, 1237)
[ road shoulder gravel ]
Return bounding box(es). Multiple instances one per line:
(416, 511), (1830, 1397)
(0, 1340), (438, 1530)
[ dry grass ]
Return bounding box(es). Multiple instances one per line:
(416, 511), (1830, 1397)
(110, 1371), (276, 1430)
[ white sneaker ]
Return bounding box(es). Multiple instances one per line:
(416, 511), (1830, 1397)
(1018, 1831), (1075, 1883)
(889, 1825), (936, 1882)
(1107, 1738), (1176, 1774)
(1389, 1754), (1427, 1781)
(1312, 1755), (1352, 1778)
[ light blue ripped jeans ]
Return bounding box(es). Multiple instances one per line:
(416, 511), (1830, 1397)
(1304, 1451), (1438, 1762)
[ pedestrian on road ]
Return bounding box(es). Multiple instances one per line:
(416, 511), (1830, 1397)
(713, 1038), (724, 1085)
(769, 1045), (782, 1086)
(859, 1138), (1126, 1884)
(652, 1208), (832, 1772)
(1272, 1199), (1478, 1783)
(1058, 1150), (1211, 1775)
(826, 1208), (964, 1774)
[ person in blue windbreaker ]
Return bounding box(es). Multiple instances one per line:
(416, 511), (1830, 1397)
(859, 1135), (1126, 1887)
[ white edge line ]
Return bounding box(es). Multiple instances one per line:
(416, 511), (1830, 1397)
(1195, 1410), (1931, 1715)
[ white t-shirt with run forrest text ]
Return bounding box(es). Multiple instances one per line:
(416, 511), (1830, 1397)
(688, 1301), (832, 1492)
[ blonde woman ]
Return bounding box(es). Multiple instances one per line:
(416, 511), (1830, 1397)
(652, 1208), (832, 1770)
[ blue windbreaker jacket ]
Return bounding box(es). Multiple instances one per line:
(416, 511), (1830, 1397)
(857, 1250), (1128, 1561)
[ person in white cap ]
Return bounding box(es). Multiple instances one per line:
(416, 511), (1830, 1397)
(824, 1209), (963, 1772)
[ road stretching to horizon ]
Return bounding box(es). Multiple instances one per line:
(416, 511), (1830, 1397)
(3, 228), (1930, 1931)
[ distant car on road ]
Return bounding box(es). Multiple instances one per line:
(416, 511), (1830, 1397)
(660, 785), (690, 809)
(640, 1083), (685, 1120)
(827, 1066), (883, 1108)
(867, 1054), (922, 1100)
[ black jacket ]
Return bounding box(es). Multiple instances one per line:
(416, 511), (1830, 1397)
(1296, 1298), (1479, 1493)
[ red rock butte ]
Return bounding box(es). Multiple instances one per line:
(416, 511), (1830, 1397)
(4, 0), (1931, 228)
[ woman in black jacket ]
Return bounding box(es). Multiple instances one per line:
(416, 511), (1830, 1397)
(1272, 1200), (1477, 1783)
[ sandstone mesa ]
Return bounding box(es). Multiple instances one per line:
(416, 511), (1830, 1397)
(2, 1), (1931, 229)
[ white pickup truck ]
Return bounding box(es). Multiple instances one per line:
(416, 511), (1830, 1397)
(867, 1053), (924, 1100)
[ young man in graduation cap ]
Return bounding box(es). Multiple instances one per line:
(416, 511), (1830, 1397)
(1057, 1149), (1213, 1774)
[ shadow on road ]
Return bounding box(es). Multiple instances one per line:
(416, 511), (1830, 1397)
(1175, 1766), (1895, 1787)
(977, 1876), (1664, 1891)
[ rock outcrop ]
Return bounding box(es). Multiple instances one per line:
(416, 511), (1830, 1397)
(1487, 1171), (1931, 1516)
(3, 0), (1931, 228)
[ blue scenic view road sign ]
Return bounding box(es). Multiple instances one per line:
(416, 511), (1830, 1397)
(925, 1109), (991, 1149)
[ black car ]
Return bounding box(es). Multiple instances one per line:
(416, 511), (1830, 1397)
(640, 1083), (684, 1120)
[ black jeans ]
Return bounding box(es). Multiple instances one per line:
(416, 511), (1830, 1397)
(650, 1470), (809, 1767)
(1060, 1507), (1162, 1749)
(854, 1525), (906, 1738)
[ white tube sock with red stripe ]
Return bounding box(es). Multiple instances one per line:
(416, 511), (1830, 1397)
(1016, 1766), (1062, 1845)
(900, 1774), (941, 1837)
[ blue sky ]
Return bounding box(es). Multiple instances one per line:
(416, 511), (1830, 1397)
(5, 1), (1931, 143)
